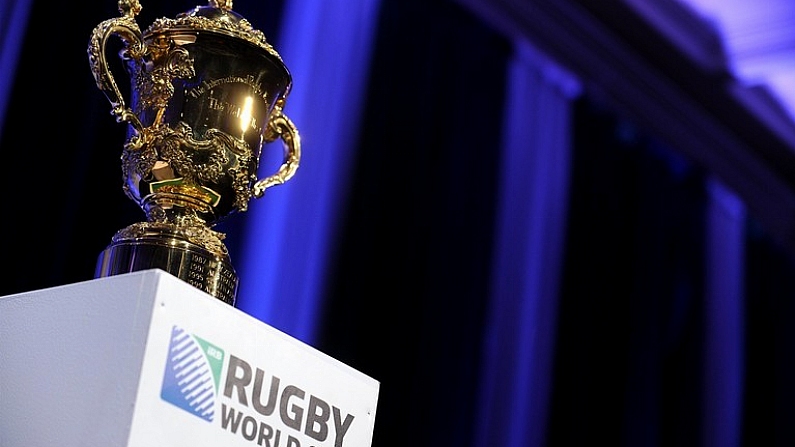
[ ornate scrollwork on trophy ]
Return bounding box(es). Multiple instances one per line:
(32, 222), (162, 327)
(120, 122), (255, 213)
(88, 0), (301, 305)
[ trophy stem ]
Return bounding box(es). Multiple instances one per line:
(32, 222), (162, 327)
(95, 222), (239, 305)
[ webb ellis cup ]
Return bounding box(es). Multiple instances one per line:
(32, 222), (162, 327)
(88, 0), (300, 305)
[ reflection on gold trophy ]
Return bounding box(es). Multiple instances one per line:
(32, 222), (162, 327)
(88, 0), (300, 305)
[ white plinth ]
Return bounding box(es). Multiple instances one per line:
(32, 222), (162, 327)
(0, 269), (378, 447)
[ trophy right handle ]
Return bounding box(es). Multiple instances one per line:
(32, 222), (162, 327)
(87, 4), (146, 136)
(251, 112), (301, 199)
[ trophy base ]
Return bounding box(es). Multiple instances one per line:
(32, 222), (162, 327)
(95, 224), (239, 305)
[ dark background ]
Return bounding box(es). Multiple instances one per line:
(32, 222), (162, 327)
(2, 0), (794, 445)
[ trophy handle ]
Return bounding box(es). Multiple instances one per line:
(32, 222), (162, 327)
(87, 3), (146, 135)
(251, 111), (301, 199)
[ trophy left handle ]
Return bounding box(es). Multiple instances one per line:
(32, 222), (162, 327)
(87, 13), (146, 136)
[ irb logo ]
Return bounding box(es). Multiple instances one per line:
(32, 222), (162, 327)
(160, 326), (225, 422)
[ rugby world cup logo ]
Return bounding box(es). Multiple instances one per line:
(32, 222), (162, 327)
(161, 326), (225, 422)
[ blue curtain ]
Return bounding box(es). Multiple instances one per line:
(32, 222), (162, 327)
(474, 40), (580, 447)
(232, 0), (382, 344)
(0, 0), (34, 142)
(703, 178), (745, 446)
(0, 0), (790, 446)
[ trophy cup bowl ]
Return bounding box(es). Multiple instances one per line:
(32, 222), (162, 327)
(88, 0), (300, 305)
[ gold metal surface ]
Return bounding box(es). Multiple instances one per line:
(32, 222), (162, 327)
(88, 1), (300, 304)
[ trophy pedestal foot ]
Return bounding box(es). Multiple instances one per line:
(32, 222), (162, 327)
(96, 224), (238, 305)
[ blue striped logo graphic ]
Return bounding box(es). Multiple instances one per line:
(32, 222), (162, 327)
(160, 326), (225, 422)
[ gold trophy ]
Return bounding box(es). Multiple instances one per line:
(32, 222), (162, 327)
(88, 0), (300, 305)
